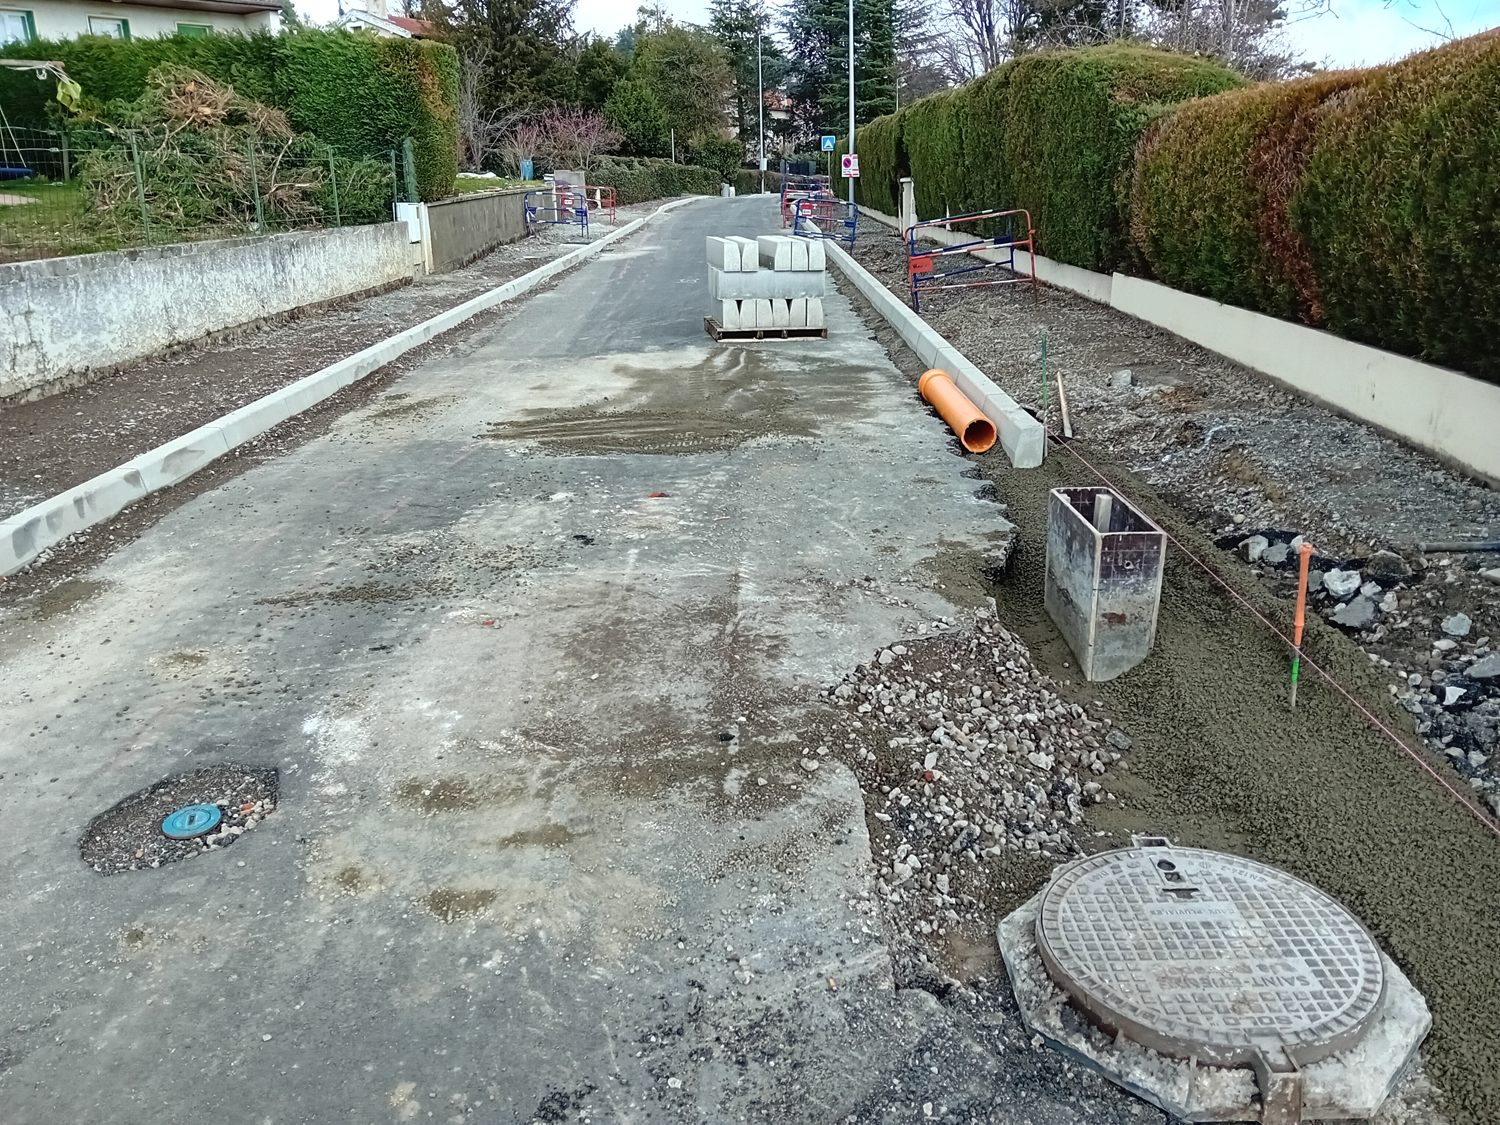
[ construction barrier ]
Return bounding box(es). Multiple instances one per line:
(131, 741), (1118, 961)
(793, 198), (859, 247)
(523, 188), (588, 238)
(908, 209), (1036, 311)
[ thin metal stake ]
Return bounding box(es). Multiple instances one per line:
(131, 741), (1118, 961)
(327, 145), (341, 227)
(128, 134), (151, 246)
(246, 137), (263, 232)
(1039, 331), (1050, 434)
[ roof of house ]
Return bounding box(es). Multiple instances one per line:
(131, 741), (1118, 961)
(388, 15), (432, 35)
(120, 0), (282, 13)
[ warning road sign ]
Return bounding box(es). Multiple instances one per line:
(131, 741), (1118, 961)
(821, 135), (836, 151)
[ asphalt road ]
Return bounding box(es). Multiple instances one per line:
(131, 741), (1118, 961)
(0, 197), (1150, 1124)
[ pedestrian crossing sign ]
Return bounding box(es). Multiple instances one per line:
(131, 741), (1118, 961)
(821, 135), (836, 152)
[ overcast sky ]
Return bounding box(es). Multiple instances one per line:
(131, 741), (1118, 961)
(305, 0), (1498, 71)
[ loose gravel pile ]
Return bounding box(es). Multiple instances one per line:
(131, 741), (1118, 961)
(817, 609), (1123, 942)
(79, 765), (278, 874)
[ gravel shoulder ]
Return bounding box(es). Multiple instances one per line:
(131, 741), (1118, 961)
(0, 200), (666, 519)
(828, 243), (1500, 1125)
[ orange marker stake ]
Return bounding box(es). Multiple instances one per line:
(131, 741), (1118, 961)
(1291, 542), (1314, 709)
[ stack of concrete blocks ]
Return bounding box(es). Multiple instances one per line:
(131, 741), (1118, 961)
(707, 235), (827, 330)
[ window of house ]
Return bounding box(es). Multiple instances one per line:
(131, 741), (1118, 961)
(0, 8), (34, 44)
(87, 15), (129, 38)
(176, 22), (210, 37)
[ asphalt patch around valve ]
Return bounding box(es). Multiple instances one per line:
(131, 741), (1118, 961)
(79, 765), (278, 875)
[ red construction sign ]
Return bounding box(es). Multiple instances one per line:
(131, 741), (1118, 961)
(841, 153), (860, 178)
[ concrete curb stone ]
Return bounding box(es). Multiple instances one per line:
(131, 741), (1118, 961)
(823, 240), (1046, 468)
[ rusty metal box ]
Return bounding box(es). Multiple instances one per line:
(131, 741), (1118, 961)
(1044, 486), (1165, 681)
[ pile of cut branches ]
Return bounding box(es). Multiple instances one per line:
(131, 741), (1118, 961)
(78, 66), (392, 237)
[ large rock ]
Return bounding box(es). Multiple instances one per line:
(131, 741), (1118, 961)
(1324, 569), (1362, 599)
(1365, 550), (1413, 581)
(1468, 653), (1500, 681)
(1332, 596), (1377, 630)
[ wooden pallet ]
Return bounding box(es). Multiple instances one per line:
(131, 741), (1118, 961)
(703, 317), (829, 342)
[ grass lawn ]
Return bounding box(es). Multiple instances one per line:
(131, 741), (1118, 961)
(0, 178), (127, 262)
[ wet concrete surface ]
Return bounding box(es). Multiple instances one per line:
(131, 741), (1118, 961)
(0, 197), (1183, 1124)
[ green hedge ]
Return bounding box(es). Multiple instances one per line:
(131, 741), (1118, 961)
(1130, 30), (1500, 381)
(1293, 32), (1500, 380)
(588, 157), (719, 205)
(1130, 72), (1363, 323)
(0, 30), (458, 201)
(851, 112), (903, 216)
(844, 46), (1240, 272)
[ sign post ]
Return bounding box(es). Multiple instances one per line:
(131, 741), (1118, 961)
(822, 135), (835, 183)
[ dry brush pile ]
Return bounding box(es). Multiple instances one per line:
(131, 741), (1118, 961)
(77, 65), (393, 238)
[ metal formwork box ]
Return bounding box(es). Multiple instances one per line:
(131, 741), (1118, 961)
(1044, 486), (1165, 681)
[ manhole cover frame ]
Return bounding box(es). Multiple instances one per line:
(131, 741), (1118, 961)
(1035, 837), (1387, 1069)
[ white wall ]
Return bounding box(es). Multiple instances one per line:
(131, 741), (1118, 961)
(22, 0), (278, 40)
(1, 223), (415, 401)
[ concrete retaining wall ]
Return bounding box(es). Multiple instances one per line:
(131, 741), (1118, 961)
(1110, 275), (1500, 486)
(425, 190), (529, 274)
(0, 222), (416, 403)
(861, 205), (1500, 485)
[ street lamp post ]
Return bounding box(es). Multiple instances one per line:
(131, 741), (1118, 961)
(757, 27), (765, 192)
(847, 0), (854, 206)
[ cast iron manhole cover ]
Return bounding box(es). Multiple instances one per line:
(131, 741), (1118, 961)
(162, 803), (222, 839)
(1035, 839), (1385, 1066)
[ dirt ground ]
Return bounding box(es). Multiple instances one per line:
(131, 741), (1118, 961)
(850, 224), (1500, 824)
(829, 258), (1500, 1125)
(0, 201), (664, 518)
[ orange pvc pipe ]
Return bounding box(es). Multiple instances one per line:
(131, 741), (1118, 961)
(918, 369), (996, 453)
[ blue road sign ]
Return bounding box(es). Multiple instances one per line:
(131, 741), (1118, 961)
(821, 135), (836, 152)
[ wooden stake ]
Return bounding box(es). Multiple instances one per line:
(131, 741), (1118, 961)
(1056, 373), (1073, 438)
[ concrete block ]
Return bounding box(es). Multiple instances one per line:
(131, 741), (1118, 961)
(706, 236), (743, 271)
(728, 236), (759, 272)
(1044, 487), (1165, 681)
(717, 299), (743, 329)
(757, 236), (792, 272)
(125, 423), (232, 491)
(789, 238), (810, 271)
(789, 298), (807, 328)
(0, 465), (150, 574)
(749, 299), (771, 328)
(709, 268), (827, 301)
(806, 298), (824, 329)
(772, 299), (791, 328)
(806, 239), (826, 272)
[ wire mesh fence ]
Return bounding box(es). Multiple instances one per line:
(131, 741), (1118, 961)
(0, 124), (415, 264)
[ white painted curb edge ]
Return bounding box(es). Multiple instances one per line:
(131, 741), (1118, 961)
(823, 240), (1045, 469)
(1, 197), (701, 577)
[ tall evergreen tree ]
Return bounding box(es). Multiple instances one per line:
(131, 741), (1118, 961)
(709, 0), (787, 163)
(782, 0), (897, 147)
(417, 0), (576, 108)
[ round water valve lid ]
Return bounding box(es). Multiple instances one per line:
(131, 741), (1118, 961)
(161, 804), (222, 839)
(1034, 843), (1385, 1067)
